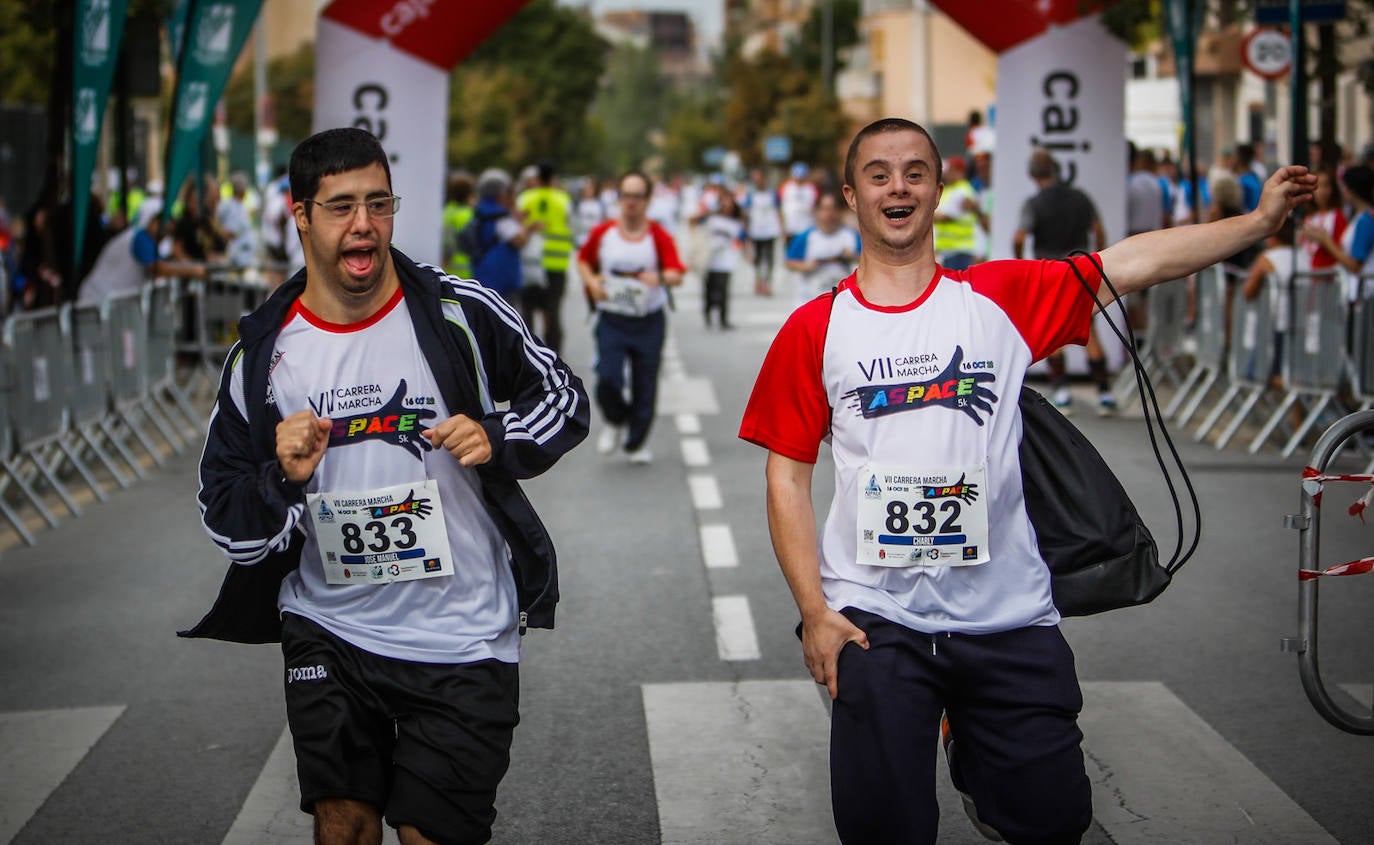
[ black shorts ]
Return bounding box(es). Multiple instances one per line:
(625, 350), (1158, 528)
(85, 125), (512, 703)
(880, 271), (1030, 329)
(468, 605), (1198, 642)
(281, 613), (520, 845)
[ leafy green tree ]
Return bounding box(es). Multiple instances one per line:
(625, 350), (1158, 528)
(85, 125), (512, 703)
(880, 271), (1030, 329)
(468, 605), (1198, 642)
(586, 43), (670, 174)
(447, 0), (607, 173)
(788, 0), (862, 80)
(662, 88), (728, 174)
(0, 0), (57, 104)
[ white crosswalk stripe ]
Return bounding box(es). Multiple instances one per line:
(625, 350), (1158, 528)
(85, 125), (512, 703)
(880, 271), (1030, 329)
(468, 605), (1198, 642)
(699, 523), (740, 569)
(640, 680), (1341, 844)
(0, 705), (125, 844)
(220, 727), (401, 845)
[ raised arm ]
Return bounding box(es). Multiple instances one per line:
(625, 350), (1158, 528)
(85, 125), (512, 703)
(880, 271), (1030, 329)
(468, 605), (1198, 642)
(1099, 165), (1315, 297)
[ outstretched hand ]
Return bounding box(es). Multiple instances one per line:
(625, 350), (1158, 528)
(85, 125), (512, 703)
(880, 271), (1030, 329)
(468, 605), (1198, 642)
(1255, 165), (1318, 234)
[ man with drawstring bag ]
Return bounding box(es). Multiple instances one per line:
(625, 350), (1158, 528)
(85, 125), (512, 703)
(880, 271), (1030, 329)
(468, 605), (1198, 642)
(738, 117), (1315, 845)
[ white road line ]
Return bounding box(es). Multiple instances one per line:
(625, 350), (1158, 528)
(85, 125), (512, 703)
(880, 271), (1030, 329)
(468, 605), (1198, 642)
(0, 705), (125, 844)
(1079, 681), (1339, 844)
(699, 524), (739, 569)
(643, 680), (836, 845)
(222, 726), (400, 845)
(688, 475), (723, 510)
(680, 437), (710, 467)
(654, 376), (720, 416)
(675, 413), (701, 435)
(711, 595), (761, 661)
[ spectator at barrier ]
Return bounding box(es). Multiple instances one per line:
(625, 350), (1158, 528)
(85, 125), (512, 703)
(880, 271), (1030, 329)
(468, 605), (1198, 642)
(1127, 143), (1168, 235)
(469, 168), (532, 307)
(1235, 143), (1265, 213)
(441, 171), (476, 279)
(19, 184), (108, 308)
(1242, 216), (1302, 386)
(260, 167), (300, 286)
(932, 156), (983, 271)
(77, 198), (205, 306)
(1303, 165), (1374, 302)
(216, 173), (256, 269)
(171, 181), (223, 263)
(1299, 168), (1347, 274)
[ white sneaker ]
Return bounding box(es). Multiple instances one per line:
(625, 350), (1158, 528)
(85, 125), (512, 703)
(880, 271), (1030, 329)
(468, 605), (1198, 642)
(597, 424), (624, 455)
(626, 447), (653, 465)
(1051, 387), (1073, 415)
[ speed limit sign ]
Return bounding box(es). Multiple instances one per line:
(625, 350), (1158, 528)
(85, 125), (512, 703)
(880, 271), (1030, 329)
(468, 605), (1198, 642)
(1242, 27), (1292, 80)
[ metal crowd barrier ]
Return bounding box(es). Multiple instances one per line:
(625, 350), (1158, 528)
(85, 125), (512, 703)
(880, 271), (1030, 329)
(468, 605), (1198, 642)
(1196, 267), (1278, 449)
(68, 301), (131, 491)
(178, 268), (271, 397)
(104, 287), (165, 472)
(1, 307), (90, 526)
(1166, 265), (1234, 425)
(1113, 279), (1191, 408)
(1283, 410), (1374, 734)
(0, 343), (36, 544)
(1249, 270), (1344, 456)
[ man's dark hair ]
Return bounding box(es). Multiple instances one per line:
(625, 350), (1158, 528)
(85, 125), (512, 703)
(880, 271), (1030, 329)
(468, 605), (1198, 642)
(1235, 142), (1256, 167)
(843, 118), (942, 189)
(289, 128), (391, 219)
(538, 160), (557, 185)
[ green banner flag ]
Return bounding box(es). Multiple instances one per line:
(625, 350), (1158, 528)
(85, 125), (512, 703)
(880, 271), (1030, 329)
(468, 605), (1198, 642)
(72, 0), (131, 268)
(163, 0), (263, 225)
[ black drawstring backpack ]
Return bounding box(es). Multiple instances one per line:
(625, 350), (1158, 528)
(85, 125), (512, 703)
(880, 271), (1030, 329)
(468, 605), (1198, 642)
(1022, 253), (1199, 616)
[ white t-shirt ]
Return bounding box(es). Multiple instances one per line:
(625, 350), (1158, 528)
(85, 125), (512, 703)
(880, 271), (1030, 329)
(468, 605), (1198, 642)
(216, 196), (256, 268)
(704, 214), (745, 274)
(744, 188), (782, 240)
(574, 197), (605, 246)
(785, 226), (860, 307)
(267, 288), (520, 664)
(1259, 245), (1300, 331)
(780, 179), (819, 236)
(583, 222), (673, 316)
(741, 257), (1103, 635)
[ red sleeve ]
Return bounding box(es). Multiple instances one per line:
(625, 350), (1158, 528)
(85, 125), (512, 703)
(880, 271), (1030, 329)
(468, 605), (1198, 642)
(966, 254), (1103, 362)
(738, 295), (833, 463)
(578, 221), (614, 272)
(648, 222), (686, 273)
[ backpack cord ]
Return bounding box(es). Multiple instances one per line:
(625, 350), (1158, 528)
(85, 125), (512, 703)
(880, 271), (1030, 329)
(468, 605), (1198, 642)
(1064, 252), (1202, 575)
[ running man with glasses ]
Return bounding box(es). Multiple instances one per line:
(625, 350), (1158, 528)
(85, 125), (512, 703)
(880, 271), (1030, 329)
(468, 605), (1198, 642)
(577, 170), (686, 464)
(185, 128), (588, 845)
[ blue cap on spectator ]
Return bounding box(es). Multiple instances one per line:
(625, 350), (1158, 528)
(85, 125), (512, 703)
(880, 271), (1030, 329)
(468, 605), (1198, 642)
(790, 162), (809, 179)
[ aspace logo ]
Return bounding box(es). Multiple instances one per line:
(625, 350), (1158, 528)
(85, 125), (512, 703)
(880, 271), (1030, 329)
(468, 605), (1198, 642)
(845, 346), (998, 425)
(324, 380), (437, 460)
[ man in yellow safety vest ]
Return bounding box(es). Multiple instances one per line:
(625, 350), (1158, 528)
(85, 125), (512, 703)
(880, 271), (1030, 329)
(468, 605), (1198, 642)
(516, 161), (574, 353)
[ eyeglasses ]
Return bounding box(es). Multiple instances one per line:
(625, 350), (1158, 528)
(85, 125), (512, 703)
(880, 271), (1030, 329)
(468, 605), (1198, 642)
(618, 192), (648, 201)
(302, 195), (401, 220)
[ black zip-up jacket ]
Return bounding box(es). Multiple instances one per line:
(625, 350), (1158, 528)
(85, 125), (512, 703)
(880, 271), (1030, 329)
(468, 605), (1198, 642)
(180, 248), (588, 644)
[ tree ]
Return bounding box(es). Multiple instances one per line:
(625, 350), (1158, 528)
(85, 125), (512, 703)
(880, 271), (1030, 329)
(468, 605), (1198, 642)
(788, 0), (862, 83)
(0, 0), (57, 104)
(662, 88), (728, 174)
(448, 0), (608, 173)
(587, 43), (670, 174)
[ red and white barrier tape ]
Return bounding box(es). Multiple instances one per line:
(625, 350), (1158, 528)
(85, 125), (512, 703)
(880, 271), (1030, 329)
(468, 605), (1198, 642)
(1299, 467), (1374, 577)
